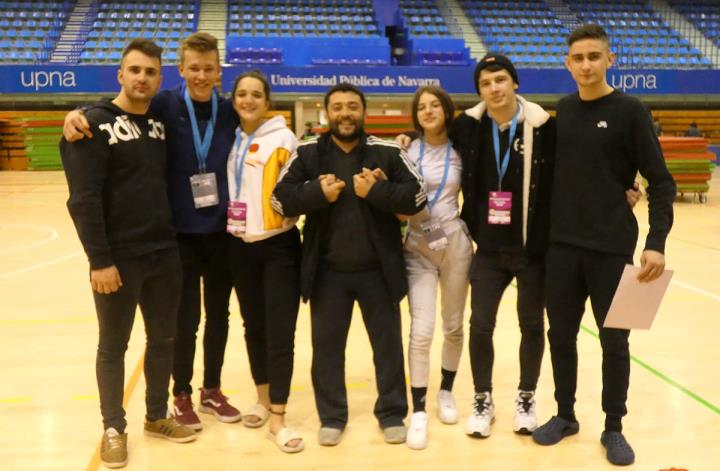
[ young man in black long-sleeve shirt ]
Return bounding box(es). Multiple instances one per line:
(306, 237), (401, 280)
(60, 39), (196, 469)
(532, 25), (676, 466)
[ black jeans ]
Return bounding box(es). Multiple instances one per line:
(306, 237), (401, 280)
(228, 228), (301, 405)
(468, 250), (545, 393)
(545, 243), (631, 422)
(94, 247), (182, 432)
(172, 232), (233, 396)
(310, 267), (408, 430)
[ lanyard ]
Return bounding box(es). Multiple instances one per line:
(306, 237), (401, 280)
(491, 112), (518, 191)
(184, 86), (218, 173)
(418, 139), (452, 209)
(232, 128), (255, 200)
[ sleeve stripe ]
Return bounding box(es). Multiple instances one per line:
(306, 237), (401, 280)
(276, 149), (299, 184)
(367, 137), (428, 209)
(270, 194), (284, 215)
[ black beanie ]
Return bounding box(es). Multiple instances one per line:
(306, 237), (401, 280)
(473, 53), (519, 94)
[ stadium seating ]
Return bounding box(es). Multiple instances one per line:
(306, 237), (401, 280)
(0, 1), (69, 63)
(565, 0), (711, 69)
(669, 0), (720, 50)
(79, 1), (197, 63)
(225, 0), (386, 66)
(226, 0), (380, 39)
(0, 0), (718, 69)
(461, 0), (570, 68)
(400, 0), (453, 38)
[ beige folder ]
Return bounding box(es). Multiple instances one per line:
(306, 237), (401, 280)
(603, 265), (674, 330)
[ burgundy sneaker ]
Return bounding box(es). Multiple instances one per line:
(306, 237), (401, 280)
(173, 391), (203, 431)
(199, 388), (242, 423)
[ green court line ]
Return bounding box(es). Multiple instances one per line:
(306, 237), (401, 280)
(579, 324), (720, 416)
(507, 281), (720, 416)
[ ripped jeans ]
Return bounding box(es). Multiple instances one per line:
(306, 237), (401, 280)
(93, 247), (182, 432)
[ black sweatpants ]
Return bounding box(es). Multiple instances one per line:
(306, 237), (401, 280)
(94, 247), (182, 432)
(310, 267), (408, 430)
(545, 243), (631, 430)
(173, 232), (233, 396)
(468, 251), (545, 393)
(228, 228), (301, 405)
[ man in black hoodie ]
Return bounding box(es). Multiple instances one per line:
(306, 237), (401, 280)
(60, 39), (196, 469)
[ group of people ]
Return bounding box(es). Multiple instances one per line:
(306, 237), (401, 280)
(60, 24), (675, 470)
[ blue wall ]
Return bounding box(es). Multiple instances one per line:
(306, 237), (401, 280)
(3, 64), (720, 95)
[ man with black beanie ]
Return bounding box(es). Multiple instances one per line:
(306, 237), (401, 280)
(452, 53), (555, 439)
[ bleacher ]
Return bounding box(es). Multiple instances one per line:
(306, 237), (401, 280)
(655, 109), (720, 144)
(80, 1), (197, 64)
(226, 0), (380, 38)
(1, 0), (718, 69)
(400, 0), (452, 38)
(462, 0), (569, 68)
(0, 1), (70, 64)
(0, 111), (67, 171)
(565, 0), (712, 69)
(669, 0), (720, 49)
(398, 0), (472, 66)
(225, 0), (386, 66)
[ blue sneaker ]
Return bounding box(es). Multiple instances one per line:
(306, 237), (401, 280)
(601, 431), (635, 466)
(532, 416), (580, 445)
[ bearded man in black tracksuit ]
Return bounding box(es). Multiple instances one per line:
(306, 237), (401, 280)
(272, 83), (426, 447)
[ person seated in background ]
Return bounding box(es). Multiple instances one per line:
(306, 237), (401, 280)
(684, 121), (702, 137)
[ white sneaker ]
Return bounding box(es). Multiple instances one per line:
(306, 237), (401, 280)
(406, 412), (428, 450)
(436, 389), (459, 424)
(513, 390), (538, 434)
(466, 392), (494, 438)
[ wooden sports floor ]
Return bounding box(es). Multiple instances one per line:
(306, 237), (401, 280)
(1, 169), (718, 471)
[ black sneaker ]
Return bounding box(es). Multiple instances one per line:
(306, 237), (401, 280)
(532, 415), (580, 445)
(601, 431), (635, 466)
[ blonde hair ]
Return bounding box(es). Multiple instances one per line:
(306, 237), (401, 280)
(179, 32), (219, 64)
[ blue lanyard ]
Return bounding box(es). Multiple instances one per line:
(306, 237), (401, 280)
(418, 139), (452, 209)
(232, 128), (255, 200)
(184, 86), (218, 173)
(491, 112), (518, 191)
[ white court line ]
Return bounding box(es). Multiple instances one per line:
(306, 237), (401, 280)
(635, 222), (720, 300)
(0, 224), (59, 254)
(0, 251), (82, 279)
(671, 279), (720, 303)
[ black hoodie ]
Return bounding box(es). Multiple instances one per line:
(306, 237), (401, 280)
(60, 99), (176, 269)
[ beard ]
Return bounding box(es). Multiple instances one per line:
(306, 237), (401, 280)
(329, 119), (364, 143)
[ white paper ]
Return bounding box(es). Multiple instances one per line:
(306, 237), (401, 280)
(603, 265), (674, 330)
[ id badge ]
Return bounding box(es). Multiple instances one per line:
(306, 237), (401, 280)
(190, 173), (219, 208)
(226, 201), (247, 235)
(488, 191), (512, 225)
(421, 220), (449, 251)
